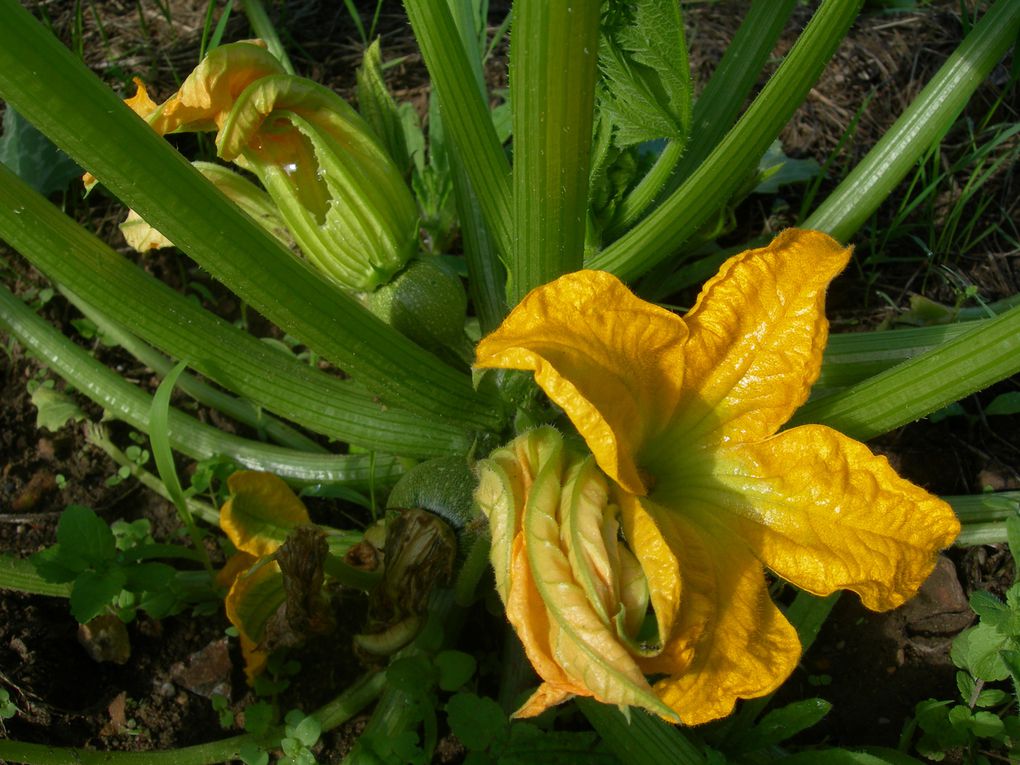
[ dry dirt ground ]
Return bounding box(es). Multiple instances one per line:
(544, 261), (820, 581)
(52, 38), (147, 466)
(1, 0), (1018, 762)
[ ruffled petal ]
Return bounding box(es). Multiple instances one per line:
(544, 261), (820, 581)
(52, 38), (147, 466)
(702, 424), (960, 611)
(671, 229), (851, 446)
(149, 40), (284, 136)
(476, 270), (687, 495)
(635, 501), (802, 725)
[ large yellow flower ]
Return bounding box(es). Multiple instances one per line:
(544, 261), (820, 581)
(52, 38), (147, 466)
(474, 229), (960, 725)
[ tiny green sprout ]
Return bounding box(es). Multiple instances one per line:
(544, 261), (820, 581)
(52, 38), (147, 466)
(55, 473), (66, 490)
(0, 688), (18, 720)
(280, 709), (321, 765)
(211, 693), (233, 729)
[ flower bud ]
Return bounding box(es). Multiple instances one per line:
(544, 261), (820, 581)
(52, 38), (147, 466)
(218, 74), (419, 290)
(474, 427), (677, 720)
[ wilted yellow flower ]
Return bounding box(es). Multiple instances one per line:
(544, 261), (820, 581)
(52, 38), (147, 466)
(474, 229), (960, 725)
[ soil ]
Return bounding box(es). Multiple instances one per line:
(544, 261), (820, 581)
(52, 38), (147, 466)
(1, 1), (1018, 763)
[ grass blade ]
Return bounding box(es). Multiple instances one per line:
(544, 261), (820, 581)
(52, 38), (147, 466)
(803, 0), (1020, 241)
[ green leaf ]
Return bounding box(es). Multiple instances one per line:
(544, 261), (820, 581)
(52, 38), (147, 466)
(386, 655), (437, 695)
(987, 392), (1020, 416)
(243, 700), (274, 736)
(0, 106), (79, 195)
(951, 622), (1012, 682)
(1006, 515), (1020, 580)
(150, 361), (190, 517)
(28, 544), (82, 583)
(754, 140), (821, 194)
(357, 39), (410, 171)
(239, 740), (269, 765)
(57, 505), (116, 567)
(598, 0), (691, 147)
(968, 710), (1005, 738)
(974, 688), (1008, 708)
(445, 692), (508, 752)
(435, 650), (476, 692)
(123, 562), (177, 593)
(70, 567), (127, 623)
(969, 590), (1008, 623)
(30, 384), (85, 431)
(730, 698), (832, 753)
(286, 713), (321, 748)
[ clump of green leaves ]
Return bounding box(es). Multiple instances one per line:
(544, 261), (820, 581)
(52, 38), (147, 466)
(30, 504), (207, 623)
(908, 516), (1020, 762)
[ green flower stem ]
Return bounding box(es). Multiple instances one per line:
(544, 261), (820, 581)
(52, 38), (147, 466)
(0, 284), (403, 488)
(241, 0), (295, 74)
(62, 288), (326, 454)
(0, 2), (495, 428)
(577, 698), (707, 765)
(509, 0), (600, 302)
(589, 0), (861, 281)
(790, 303), (1020, 440)
(0, 555), (73, 598)
(404, 0), (513, 263)
(0, 165), (477, 457)
(85, 423), (220, 526)
(609, 0), (797, 236)
(818, 321), (988, 390)
(952, 492), (1020, 547)
(803, 0), (1020, 240)
(0, 671), (385, 765)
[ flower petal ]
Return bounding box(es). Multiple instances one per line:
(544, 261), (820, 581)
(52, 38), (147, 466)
(617, 491), (680, 654)
(476, 270), (687, 495)
(519, 455), (675, 719)
(220, 471), (311, 557)
(672, 229), (851, 445)
(150, 40), (284, 136)
(704, 424), (960, 611)
(635, 501), (802, 725)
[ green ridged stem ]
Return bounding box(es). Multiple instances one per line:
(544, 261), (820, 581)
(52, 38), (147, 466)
(792, 304), (1020, 440)
(0, 164), (476, 457)
(819, 321), (987, 389)
(0, 671), (385, 765)
(577, 698), (706, 765)
(509, 0), (600, 302)
(61, 287), (326, 453)
(952, 492), (1020, 546)
(608, 0), (797, 237)
(803, 0), (1020, 240)
(403, 0), (513, 263)
(0, 284), (403, 487)
(589, 0), (862, 280)
(0, 555), (73, 597)
(0, 1), (495, 427)
(445, 0), (507, 333)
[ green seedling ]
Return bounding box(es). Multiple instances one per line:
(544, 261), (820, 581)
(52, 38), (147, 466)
(0, 688), (18, 720)
(30, 504), (206, 623)
(279, 709), (322, 765)
(905, 516), (1020, 763)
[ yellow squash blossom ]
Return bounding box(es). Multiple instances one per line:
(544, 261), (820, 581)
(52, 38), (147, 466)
(474, 229), (960, 725)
